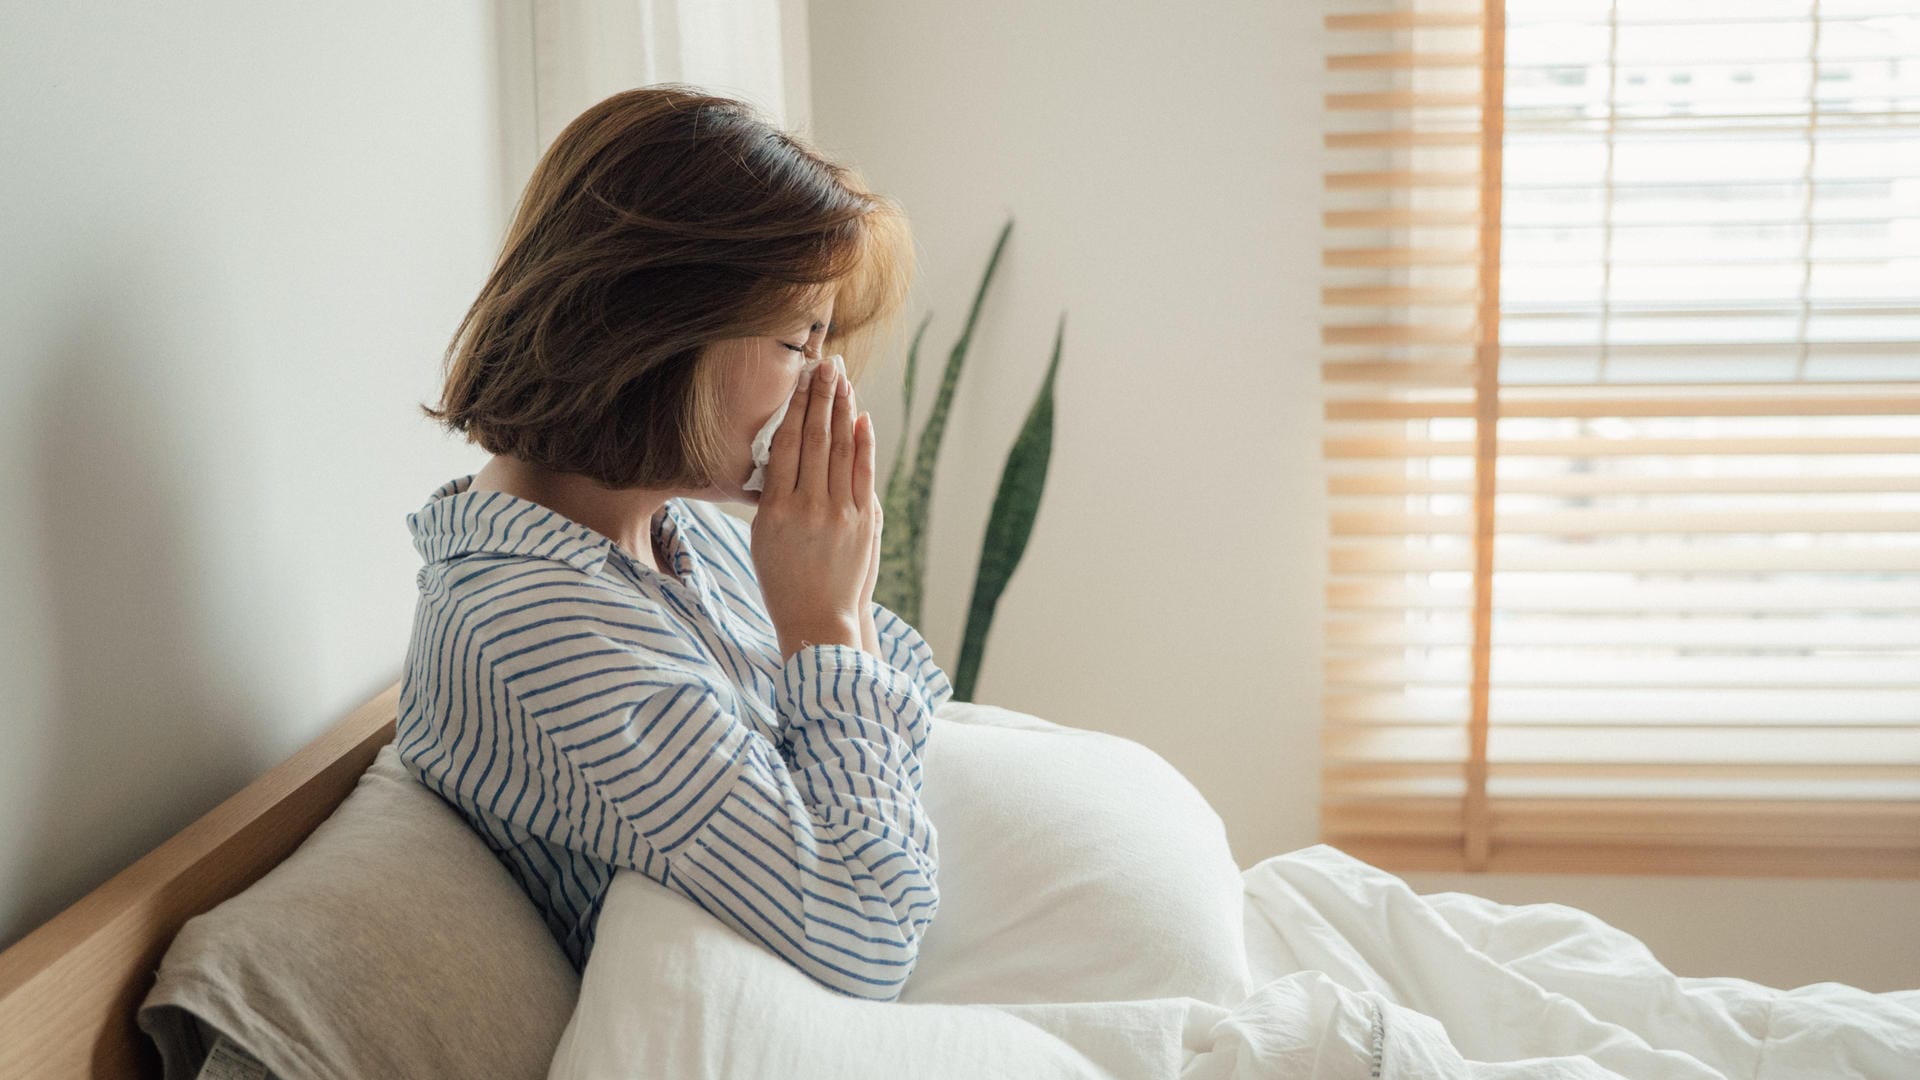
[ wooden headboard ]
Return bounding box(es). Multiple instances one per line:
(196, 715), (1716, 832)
(0, 681), (402, 1079)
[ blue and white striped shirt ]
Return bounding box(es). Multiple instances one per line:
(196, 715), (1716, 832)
(398, 472), (953, 1000)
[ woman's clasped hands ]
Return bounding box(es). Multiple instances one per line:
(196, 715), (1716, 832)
(750, 355), (884, 662)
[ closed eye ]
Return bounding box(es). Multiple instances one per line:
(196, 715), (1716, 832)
(783, 320), (832, 354)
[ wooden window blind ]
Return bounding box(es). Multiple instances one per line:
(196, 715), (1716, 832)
(1319, 0), (1920, 878)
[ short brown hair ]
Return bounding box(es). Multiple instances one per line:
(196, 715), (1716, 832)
(420, 85), (914, 490)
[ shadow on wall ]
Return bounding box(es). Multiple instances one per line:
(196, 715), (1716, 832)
(8, 276), (265, 947)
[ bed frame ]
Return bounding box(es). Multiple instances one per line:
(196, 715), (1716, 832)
(0, 681), (402, 1079)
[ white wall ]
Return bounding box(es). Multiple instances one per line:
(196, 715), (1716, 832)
(803, 0), (1920, 993)
(0, 1), (515, 948)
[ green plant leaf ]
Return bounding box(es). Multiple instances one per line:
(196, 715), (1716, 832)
(888, 312), (934, 492)
(952, 311), (1064, 703)
(877, 216), (1014, 627)
(876, 313), (934, 621)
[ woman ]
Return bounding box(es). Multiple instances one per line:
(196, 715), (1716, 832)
(399, 85), (953, 1002)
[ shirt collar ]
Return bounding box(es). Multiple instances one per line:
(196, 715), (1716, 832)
(407, 472), (687, 579)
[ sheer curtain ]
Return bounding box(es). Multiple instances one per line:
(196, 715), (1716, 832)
(493, 0), (809, 229)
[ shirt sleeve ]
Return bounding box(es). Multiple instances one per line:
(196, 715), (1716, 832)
(870, 601), (956, 712)
(490, 622), (940, 1002)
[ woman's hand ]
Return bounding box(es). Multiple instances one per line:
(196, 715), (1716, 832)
(858, 412), (883, 658)
(752, 355), (880, 662)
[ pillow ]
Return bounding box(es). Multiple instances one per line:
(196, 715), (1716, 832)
(547, 701), (1253, 1080)
(546, 867), (1183, 1080)
(901, 700), (1251, 1007)
(137, 742), (580, 1080)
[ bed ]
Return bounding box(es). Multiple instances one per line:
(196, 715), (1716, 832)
(1, 682), (1915, 1079)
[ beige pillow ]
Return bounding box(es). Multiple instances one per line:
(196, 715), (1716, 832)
(136, 742), (580, 1080)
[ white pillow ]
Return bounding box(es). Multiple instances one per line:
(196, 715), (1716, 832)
(901, 701), (1250, 1007)
(546, 865), (1145, 1080)
(546, 702), (1252, 1080)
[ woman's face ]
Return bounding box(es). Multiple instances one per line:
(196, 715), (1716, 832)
(705, 293), (836, 505)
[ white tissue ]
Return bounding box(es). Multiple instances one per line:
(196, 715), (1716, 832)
(743, 355), (837, 493)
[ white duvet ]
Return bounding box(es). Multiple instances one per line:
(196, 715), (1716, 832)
(1200, 847), (1920, 1078)
(549, 703), (1920, 1079)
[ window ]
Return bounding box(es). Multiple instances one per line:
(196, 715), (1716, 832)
(1319, 0), (1920, 877)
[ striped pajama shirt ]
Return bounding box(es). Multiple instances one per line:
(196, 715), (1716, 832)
(398, 472), (952, 1000)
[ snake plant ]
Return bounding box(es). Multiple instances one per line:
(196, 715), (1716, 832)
(876, 217), (1064, 703)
